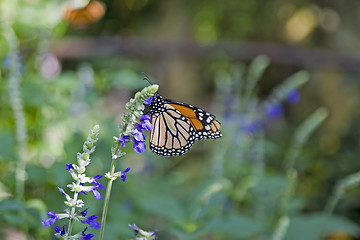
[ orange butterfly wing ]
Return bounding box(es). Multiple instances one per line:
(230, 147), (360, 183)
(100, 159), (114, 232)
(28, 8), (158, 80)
(149, 93), (221, 156)
(168, 103), (222, 139)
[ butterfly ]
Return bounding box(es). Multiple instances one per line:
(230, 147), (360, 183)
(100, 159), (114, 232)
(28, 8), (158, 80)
(148, 93), (222, 156)
(62, 0), (106, 27)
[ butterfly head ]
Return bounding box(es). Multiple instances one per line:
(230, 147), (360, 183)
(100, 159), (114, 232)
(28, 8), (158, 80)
(149, 93), (165, 114)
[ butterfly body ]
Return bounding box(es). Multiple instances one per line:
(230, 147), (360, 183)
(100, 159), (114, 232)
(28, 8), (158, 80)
(149, 93), (221, 156)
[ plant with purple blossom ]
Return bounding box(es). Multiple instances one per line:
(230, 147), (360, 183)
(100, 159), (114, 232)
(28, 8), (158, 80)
(214, 57), (309, 178)
(128, 224), (157, 240)
(41, 125), (102, 239)
(99, 84), (158, 240)
(211, 56), (331, 240)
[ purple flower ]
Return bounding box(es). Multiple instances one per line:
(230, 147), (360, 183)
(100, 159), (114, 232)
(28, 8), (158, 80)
(140, 115), (153, 131)
(128, 224), (157, 239)
(81, 215), (101, 230)
(90, 176), (104, 200)
(133, 141), (146, 153)
(83, 233), (94, 240)
(79, 185), (88, 196)
(78, 176), (104, 200)
(80, 208), (88, 217)
(92, 175), (102, 181)
(65, 164), (73, 170)
(42, 212), (59, 227)
(91, 189), (101, 200)
(129, 224), (140, 235)
(132, 128), (145, 142)
(150, 230), (158, 237)
(134, 123), (143, 131)
(53, 225), (65, 240)
(91, 182), (104, 191)
(144, 96), (153, 105)
(91, 176), (104, 189)
(120, 168), (130, 182)
(286, 90), (300, 104)
(242, 120), (263, 135)
(82, 227), (94, 240)
(119, 135), (130, 147)
(132, 126), (146, 153)
(140, 115), (151, 121)
(264, 103), (283, 119)
(58, 187), (66, 196)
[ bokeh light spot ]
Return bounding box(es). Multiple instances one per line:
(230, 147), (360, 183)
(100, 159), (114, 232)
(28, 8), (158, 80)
(319, 8), (340, 32)
(38, 53), (62, 80)
(194, 8), (219, 44)
(285, 7), (317, 43)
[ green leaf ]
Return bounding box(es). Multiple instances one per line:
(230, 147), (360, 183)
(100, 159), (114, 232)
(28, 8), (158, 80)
(285, 213), (360, 240)
(171, 227), (210, 240)
(136, 195), (186, 224)
(205, 213), (266, 238)
(0, 199), (25, 212)
(27, 165), (47, 184)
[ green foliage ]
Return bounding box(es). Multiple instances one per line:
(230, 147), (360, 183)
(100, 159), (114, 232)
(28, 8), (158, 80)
(285, 213), (359, 240)
(1, 0), (360, 239)
(285, 107), (328, 169)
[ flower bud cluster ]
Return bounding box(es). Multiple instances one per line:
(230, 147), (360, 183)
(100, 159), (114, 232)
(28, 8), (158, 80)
(128, 224), (157, 240)
(41, 125), (102, 239)
(113, 84), (158, 158)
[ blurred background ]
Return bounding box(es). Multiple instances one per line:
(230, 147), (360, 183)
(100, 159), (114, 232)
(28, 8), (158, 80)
(1, 0), (360, 239)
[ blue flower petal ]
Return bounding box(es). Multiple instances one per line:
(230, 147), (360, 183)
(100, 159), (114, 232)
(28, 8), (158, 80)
(143, 96), (153, 105)
(42, 212), (59, 227)
(57, 187), (67, 196)
(134, 123), (143, 131)
(286, 90), (300, 104)
(54, 226), (61, 233)
(119, 135), (130, 147)
(141, 119), (153, 131)
(92, 190), (101, 200)
(264, 103), (283, 119)
(81, 215), (101, 230)
(79, 190), (88, 196)
(41, 217), (55, 227)
(132, 128), (145, 142)
(129, 224), (139, 234)
(92, 175), (102, 180)
(82, 227), (95, 240)
(65, 164), (73, 170)
(82, 233), (94, 240)
(80, 208), (88, 217)
(88, 220), (101, 230)
(139, 115), (151, 121)
(133, 141), (146, 153)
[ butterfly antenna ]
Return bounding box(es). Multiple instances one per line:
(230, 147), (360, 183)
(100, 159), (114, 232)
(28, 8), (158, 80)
(142, 72), (154, 85)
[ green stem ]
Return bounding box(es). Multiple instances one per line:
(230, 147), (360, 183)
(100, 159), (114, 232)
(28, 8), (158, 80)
(99, 143), (120, 240)
(67, 192), (79, 236)
(97, 85), (157, 239)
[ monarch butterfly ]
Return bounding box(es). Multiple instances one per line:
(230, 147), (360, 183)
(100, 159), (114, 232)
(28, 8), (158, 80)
(62, 0), (106, 27)
(148, 93), (222, 156)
